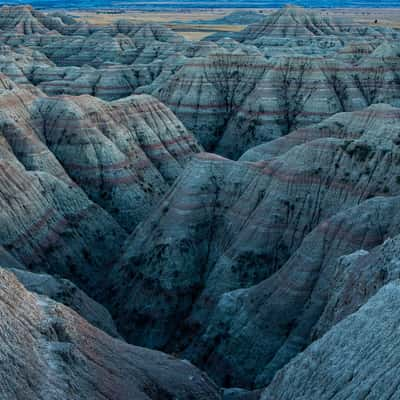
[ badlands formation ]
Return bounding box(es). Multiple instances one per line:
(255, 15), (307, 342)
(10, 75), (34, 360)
(0, 4), (400, 399)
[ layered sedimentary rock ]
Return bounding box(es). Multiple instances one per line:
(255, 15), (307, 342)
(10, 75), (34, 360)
(191, 195), (400, 388)
(109, 104), (400, 387)
(152, 6), (399, 157)
(208, 5), (398, 57)
(151, 52), (269, 151)
(153, 42), (400, 157)
(0, 73), (200, 232)
(0, 267), (220, 400)
(109, 152), (261, 349)
(0, 5), (71, 34)
(11, 268), (120, 337)
(313, 232), (400, 340)
(0, 74), (200, 302)
(1, 5), (399, 159)
(2, 4), (400, 396)
(261, 281), (400, 400)
(0, 135), (125, 295)
(0, 5), (201, 101)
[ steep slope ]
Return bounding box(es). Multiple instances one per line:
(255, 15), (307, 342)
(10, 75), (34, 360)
(240, 102), (400, 162)
(189, 195), (400, 388)
(313, 232), (400, 340)
(0, 5), (57, 35)
(32, 93), (200, 230)
(0, 44), (54, 85)
(109, 152), (261, 349)
(1, 6), (399, 161)
(0, 73), (201, 231)
(208, 6), (398, 57)
(2, 5), (400, 394)
(0, 267), (220, 400)
(0, 6), (198, 101)
(0, 5), (189, 69)
(243, 6), (385, 38)
(151, 52), (269, 151)
(0, 74), (200, 303)
(11, 268), (120, 338)
(0, 136), (126, 294)
(108, 105), (400, 385)
(261, 281), (400, 400)
(152, 44), (400, 158)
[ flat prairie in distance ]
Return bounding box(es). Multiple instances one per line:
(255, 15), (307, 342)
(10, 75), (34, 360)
(71, 7), (400, 40)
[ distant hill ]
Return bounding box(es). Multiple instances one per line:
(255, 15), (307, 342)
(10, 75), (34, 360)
(175, 11), (267, 25)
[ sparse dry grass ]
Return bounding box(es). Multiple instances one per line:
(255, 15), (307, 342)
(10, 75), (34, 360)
(72, 10), (247, 40)
(327, 8), (400, 29)
(179, 31), (213, 40)
(71, 8), (400, 42)
(168, 23), (245, 40)
(72, 10), (233, 25)
(167, 23), (245, 31)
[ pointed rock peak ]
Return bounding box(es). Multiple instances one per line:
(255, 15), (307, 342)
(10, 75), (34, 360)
(0, 4), (48, 33)
(270, 4), (315, 20)
(281, 4), (308, 14)
(1, 4), (34, 12)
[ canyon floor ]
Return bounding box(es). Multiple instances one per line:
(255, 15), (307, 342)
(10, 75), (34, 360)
(0, 4), (400, 399)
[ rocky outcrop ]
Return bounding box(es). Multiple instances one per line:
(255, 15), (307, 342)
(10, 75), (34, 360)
(0, 141), (125, 295)
(109, 104), (400, 387)
(0, 5), (65, 35)
(208, 5), (398, 57)
(0, 5), (197, 101)
(0, 74), (200, 301)
(190, 195), (400, 388)
(109, 152), (260, 349)
(261, 281), (400, 400)
(153, 46), (400, 158)
(1, 6), (399, 160)
(313, 232), (400, 340)
(151, 52), (269, 151)
(2, 5), (400, 396)
(0, 74), (201, 231)
(11, 268), (120, 337)
(31, 93), (200, 229)
(0, 267), (220, 400)
(240, 102), (400, 162)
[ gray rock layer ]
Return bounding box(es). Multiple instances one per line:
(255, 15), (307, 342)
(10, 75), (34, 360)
(109, 104), (400, 388)
(11, 268), (120, 338)
(0, 267), (220, 400)
(261, 280), (400, 400)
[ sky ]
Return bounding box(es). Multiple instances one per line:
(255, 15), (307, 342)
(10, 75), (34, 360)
(3, 0), (400, 9)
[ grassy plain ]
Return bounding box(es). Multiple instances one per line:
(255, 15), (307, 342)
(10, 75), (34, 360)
(71, 8), (400, 40)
